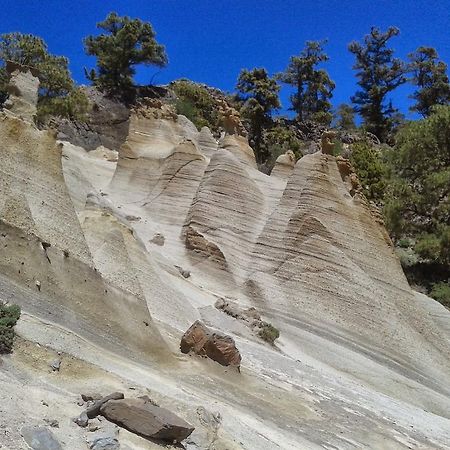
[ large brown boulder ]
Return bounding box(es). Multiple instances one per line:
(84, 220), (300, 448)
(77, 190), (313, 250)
(100, 398), (194, 443)
(180, 320), (241, 369)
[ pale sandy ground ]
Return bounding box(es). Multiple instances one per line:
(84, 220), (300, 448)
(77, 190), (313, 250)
(1, 297), (449, 450)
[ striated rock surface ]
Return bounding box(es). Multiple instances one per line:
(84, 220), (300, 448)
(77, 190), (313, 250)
(1, 93), (450, 450)
(4, 61), (40, 121)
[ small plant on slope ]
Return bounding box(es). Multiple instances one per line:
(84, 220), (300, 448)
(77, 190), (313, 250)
(0, 302), (21, 354)
(258, 322), (280, 345)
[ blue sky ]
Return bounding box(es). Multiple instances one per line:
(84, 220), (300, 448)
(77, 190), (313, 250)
(1, 0), (449, 118)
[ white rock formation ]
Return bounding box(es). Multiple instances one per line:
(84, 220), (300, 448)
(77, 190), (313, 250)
(4, 61), (40, 121)
(0, 99), (450, 450)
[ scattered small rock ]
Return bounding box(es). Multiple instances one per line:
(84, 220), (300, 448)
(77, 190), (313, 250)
(175, 265), (191, 278)
(82, 393), (103, 402)
(87, 431), (120, 450)
(88, 419), (101, 432)
(35, 280), (41, 291)
(125, 215), (141, 222)
(50, 359), (61, 372)
(150, 233), (165, 246)
(43, 419), (59, 428)
(21, 426), (62, 450)
(73, 411), (89, 428)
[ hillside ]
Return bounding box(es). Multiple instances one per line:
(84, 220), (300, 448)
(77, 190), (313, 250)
(0, 65), (449, 450)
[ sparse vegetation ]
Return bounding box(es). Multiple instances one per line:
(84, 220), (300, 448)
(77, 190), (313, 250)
(0, 302), (21, 354)
(349, 140), (387, 203)
(430, 282), (450, 308)
(171, 79), (219, 130)
(258, 322), (280, 345)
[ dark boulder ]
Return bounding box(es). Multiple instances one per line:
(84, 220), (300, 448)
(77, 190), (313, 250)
(180, 320), (241, 369)
(100, 398), (194, 443)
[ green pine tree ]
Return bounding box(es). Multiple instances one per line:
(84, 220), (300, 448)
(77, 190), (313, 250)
(236, 68), (281, 164)
(408, 46), (450, 117)
(278, 40), (335, 125)
(84, 12), (168, 99)
(348, 27), (407, 142)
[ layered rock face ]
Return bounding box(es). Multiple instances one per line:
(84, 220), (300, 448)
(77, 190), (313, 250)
(1, 93), (450, 450)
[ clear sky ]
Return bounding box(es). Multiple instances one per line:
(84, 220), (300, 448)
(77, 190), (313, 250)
(1, 0), (449, 118)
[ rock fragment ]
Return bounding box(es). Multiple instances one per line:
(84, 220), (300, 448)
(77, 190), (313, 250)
(180, 320), (241, 369)
(21, 426), (62, 450)
(82, 393), (103, 402)
(86, 392), (125, 419)
(100, 397), (194, 443)
(87, 431), (120, 450)
(50, 359), (61, 372)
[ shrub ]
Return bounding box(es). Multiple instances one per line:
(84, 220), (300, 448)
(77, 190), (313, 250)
(37, 87), (90, 124)
(264, 124), (303, 163)
(350, 140), (387, 203)
(430, 282), (450, 308)
(258, 322), (280, 345)
(0, 302), (21, 354)
(397, 238), (412, 248)
(172, 79), (219, 131)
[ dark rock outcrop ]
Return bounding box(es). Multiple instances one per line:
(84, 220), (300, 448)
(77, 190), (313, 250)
(100, 398), (194, 443)
(54, 87), (130, 151)
(180, 320), (242, 368)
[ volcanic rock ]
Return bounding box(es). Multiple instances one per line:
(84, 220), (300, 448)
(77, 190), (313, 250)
(100, 398), (194, 443)
(181, 320), (242, 368)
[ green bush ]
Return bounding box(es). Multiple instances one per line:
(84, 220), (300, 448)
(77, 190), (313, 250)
(172, 79), (219, 131)
(258, 322), (280, 345)
(37, 87), (90, 124)
(264, 124), (303, 162)
(397, 238), (412, 248)
(0, 302), (21, 354)
(350, 140), (387, 203)
(430, 282), (450, 308)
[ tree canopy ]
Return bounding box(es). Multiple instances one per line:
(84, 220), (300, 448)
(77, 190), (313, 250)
(349, 27), (407, 142)
(408, 46), (450, 117)
(236, 68), (281, 164)
(334, 103), (356, 130)
(84, 12), (168, 98)
(384, 105), (450, 270)
(278, 40), (335, 124)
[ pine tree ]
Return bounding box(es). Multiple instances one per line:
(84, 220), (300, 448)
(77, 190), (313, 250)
(408, 46), (450, 117)
(348, 27), (407, 142)
(278, 40), (335, 124)
(84, 12), (168, 98)
(236, 68), (281, 164)
(334, 103), (356, 130)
